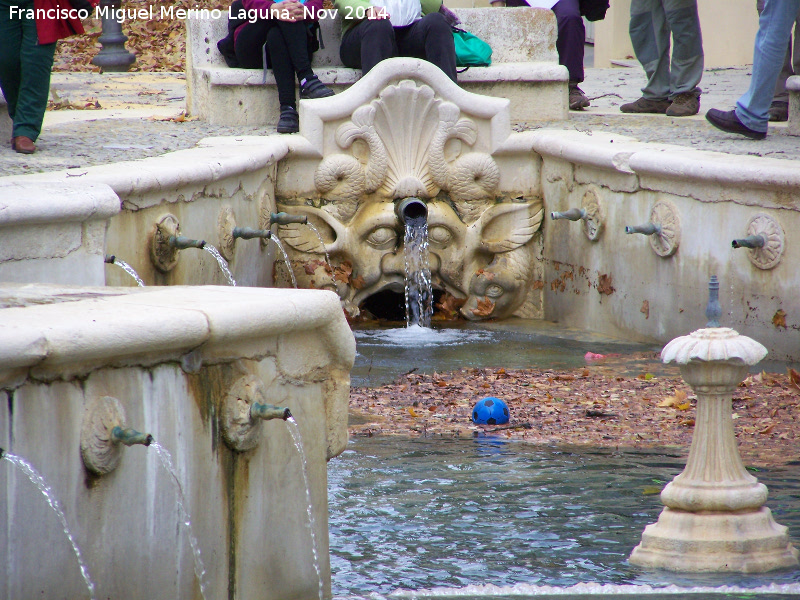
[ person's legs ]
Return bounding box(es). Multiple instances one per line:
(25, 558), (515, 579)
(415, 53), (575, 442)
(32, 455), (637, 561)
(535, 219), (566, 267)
(0, 0), (24, 128)
(395, 13), (457, 82)
(662, 0), (702, 98)
(552, 0), (584, 84)
(274, 20), (316, 86)
(340, 18), (397, 75)
(266, 24), (303, 108)
(1, 0), (56, 144)
(552, 0), (589, 109)
(735, 0), (800, 132)
(628, 0), (671, 101)
(235, 20), (273, 69)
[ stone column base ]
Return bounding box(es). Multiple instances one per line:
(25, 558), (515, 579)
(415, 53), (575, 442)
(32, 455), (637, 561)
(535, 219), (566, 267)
(630, 506), (800, 573)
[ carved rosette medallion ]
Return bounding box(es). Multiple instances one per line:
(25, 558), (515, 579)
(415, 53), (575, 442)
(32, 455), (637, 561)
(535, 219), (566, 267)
(80, 396), (126, 475)
(150, 213), (180, 273)
(649, 200), (681, 258)
(217, 207), (237, 263)
(580, 186), (604, 242)
(745, 213), (785, 270)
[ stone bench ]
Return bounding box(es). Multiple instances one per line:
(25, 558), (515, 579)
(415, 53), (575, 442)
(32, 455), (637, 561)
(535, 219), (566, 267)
(788, 74), (800, 136)
(186, 7), (567, 126)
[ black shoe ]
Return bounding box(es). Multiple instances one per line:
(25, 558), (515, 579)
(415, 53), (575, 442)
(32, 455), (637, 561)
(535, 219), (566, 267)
(705, 108), (766, 140)
(299, 75), (334, 99)
(277, 105), (299, 134)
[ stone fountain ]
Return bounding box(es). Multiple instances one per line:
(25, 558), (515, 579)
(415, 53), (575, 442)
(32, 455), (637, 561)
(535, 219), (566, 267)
(629, 278), (799, 573)
(0, 179), (354, 599)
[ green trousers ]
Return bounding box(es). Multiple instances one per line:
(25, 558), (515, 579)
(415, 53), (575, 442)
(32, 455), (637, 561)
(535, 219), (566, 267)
(0, 0), (56, 141)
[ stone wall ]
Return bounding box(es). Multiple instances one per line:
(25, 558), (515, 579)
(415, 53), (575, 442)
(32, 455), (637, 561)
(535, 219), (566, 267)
(0, 285), (354, 600)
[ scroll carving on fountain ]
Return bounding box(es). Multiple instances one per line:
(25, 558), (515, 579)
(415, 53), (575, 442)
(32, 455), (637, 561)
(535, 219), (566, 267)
(276, 69), (544, 320)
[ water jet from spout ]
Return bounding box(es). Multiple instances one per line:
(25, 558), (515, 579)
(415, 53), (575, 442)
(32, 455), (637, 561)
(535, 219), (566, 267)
(397, 197), (432, 327)
(105, 255), (145, 286)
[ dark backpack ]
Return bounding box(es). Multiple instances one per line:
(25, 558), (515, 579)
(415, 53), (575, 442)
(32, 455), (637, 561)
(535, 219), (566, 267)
(579, 0), (609, 22)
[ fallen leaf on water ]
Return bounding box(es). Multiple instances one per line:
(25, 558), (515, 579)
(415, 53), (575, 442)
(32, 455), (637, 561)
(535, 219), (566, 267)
(772, 309), (787, 329)
(676, 402), (691, 411)
(759, 424), (775, 435)
(679, 419), (695, 427)
(408, 407), (419, 417)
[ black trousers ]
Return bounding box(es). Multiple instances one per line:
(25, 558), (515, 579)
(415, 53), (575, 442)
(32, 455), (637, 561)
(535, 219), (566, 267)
(340, 13), (457, 82)
(235, 19), (314, 107)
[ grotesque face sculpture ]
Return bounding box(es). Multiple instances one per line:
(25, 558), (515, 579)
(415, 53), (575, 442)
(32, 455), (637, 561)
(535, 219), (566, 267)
(276, 79), (543, 321)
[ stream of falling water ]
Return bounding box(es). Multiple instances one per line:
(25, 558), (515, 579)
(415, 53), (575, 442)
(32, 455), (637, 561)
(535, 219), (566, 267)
(403, 216), (433, 327)
(151, 442), (210, 600)
(305, 223), (333, 275)
(203, 245), (237, 286)
(270, 237), (298, 288)
(109, 258), (145, 286)
(285, 417), (324, 600)
(1, 451), (97, 600)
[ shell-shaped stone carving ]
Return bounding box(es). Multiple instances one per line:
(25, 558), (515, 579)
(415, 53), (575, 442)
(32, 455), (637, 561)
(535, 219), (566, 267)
(80, 396), (126, 475)
(661, 327), (767, 366)
(370, 80), (441, 198)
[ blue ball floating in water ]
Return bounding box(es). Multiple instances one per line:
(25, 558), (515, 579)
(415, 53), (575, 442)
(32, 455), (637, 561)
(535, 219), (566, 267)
(472, 396), (510, 425)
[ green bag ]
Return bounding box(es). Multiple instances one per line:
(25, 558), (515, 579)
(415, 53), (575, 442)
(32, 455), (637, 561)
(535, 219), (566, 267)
(452, 27), (492, 67)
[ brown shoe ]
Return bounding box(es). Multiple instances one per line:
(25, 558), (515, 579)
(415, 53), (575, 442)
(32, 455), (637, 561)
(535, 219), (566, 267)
(12, 136), (35, 154)
(666, 91), (700, 117)
(568, 84), (590, 110)
(620, 97), (672, 114)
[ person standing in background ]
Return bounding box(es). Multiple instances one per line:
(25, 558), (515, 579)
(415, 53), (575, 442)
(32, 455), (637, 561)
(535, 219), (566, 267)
(757, 0), (800, 122)
(706, 0), (800, 139)
(0, 0), (94, 154)
(620, 0), (703, 117)
(490, 0), (592, 111)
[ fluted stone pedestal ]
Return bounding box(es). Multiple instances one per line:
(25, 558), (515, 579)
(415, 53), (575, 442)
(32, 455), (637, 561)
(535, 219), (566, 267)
(629, 327), (800, 573)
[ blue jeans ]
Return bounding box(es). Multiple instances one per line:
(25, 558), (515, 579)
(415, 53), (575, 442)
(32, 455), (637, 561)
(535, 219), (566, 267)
(736, 0), (800, 132)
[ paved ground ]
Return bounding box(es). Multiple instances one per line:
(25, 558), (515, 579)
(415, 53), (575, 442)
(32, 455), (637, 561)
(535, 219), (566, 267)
(0, 65), (798, 177)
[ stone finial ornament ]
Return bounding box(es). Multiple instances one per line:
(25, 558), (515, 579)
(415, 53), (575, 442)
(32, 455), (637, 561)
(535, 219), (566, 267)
(630, 282), (799, 572)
